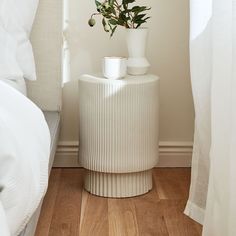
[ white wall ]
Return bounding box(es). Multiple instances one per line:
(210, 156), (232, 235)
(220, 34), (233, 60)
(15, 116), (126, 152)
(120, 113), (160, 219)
(60, 0), (194, 144)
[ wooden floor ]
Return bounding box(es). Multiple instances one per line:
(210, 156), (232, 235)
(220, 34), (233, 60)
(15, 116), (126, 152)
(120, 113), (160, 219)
(35, 168), (202, 236)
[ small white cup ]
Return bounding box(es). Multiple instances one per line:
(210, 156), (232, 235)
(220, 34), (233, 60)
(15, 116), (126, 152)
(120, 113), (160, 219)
(102, 57), (127, 80)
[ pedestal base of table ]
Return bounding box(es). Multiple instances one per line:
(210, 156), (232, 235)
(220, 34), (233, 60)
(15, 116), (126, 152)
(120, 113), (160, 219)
(84, 169), (153, 198)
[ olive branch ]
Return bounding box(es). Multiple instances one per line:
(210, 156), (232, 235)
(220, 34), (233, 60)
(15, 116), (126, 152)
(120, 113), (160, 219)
(88, 0), (151, 37)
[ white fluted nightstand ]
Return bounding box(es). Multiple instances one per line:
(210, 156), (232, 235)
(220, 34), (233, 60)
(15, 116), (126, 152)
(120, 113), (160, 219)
(78, 74), (159, 198)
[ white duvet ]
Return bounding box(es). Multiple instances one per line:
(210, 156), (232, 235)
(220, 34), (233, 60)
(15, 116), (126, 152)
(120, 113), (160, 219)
(0, 81), (50, 235)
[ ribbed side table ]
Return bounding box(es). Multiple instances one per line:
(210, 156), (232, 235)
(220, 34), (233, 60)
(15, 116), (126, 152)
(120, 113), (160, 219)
(78, 74), (159, 198)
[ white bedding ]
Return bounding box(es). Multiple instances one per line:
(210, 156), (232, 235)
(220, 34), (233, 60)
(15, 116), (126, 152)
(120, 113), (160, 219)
(0, 23), (22, 79)
(0, 77), (27, 96)
(0, 81), (50, 236)
(0, 0), (39, 81)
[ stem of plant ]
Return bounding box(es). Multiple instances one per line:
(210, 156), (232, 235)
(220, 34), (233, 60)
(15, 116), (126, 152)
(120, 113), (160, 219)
(91, 12), (101, 18)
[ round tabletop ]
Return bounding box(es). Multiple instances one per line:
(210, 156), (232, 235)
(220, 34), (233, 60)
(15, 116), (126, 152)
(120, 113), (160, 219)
(79, 73), (160, 85)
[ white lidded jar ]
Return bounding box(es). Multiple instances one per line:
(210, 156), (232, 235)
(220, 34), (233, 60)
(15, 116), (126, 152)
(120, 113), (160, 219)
(126, 28), (150, 75)
(102, 57), (127, 80)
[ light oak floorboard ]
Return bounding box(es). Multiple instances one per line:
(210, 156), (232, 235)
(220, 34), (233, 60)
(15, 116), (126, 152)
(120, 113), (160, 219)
(36, 168), (202, 236)
(80, 190), (109, 236)
(132, 180), (169, 236)
(158, 200), (201, 236)
(35, 168), (61, 236)
(108, 198), (139, 236)
(153, 168), (190, 200)
(48, 169), (83, 236)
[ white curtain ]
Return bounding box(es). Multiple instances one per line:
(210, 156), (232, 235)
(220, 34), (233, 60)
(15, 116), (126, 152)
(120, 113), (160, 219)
(62, 0), (71, 84)
(185, 0), (236, 235)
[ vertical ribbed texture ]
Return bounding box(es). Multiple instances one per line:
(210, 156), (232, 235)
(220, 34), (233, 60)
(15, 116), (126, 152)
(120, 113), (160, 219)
(84, 170), (152, 198)
(79, 74), (159, 197)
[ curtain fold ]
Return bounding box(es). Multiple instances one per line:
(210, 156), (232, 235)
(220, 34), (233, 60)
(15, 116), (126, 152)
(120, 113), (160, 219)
(184, 0), (212, 225)
(186, 0), (236, 235)
(62, 0), (71, 84)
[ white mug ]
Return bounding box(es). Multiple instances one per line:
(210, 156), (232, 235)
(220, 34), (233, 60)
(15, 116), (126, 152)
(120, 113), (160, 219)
(102, 57), (127, 80)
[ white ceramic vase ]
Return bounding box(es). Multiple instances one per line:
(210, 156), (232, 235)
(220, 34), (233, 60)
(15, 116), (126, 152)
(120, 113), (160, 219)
(127, 28), (150, 75)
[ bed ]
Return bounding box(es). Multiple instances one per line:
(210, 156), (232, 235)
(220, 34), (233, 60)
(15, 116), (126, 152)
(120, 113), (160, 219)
(18, 111), (61, 236)
(0, 0), (62, 235)
(20, 1), (62, 235)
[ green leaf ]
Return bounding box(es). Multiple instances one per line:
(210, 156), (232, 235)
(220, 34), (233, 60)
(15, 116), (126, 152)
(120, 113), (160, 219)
(95, 0), (101, 7)
(111, 7), (116, 15)
(132, 6), (150, 14)
(108, 0), (115, 5)
(143, 16), (151, 21)
(131, 6), (141, 12)
(123, 0), (135, 3)
(134, 19), (147, 28)
(122, 0), (128, 10)
(135, 14), (146, 20)
(117, 18), (125, 26)
(102, 18), (106, 27)
(104, 7), (113, 14)
(110, 25), (117, 37)
(103, 14), (112, 19)
(109, 19), (117, 25)
(104, 23), (110, 32)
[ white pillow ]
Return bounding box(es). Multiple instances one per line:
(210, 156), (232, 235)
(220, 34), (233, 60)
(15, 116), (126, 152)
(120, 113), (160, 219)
(0, 0), (39, 81)
(0, 24), (23, 79)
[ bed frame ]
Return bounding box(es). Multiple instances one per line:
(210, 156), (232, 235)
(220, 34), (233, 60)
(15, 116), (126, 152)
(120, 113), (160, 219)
(20, 1), (62, 235)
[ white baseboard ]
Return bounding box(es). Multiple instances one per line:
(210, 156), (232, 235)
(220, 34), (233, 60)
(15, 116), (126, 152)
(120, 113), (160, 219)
(53, 141), (193, 168)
